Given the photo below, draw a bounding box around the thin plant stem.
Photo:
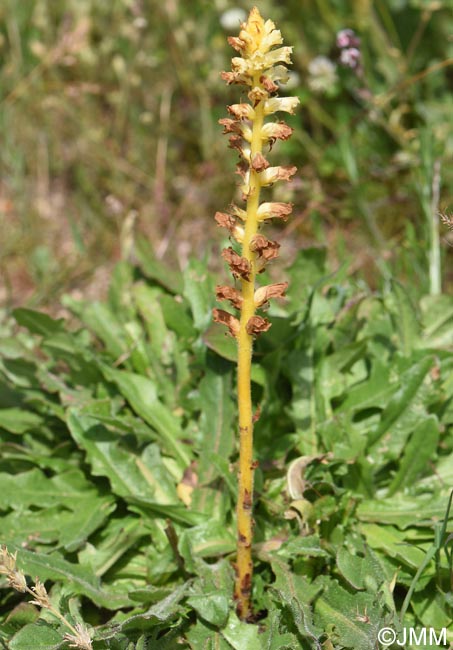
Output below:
[429,159,442,295]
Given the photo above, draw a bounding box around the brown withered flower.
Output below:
[246,315,272,336]
[221,247,252,281]
[212,308,240,338]
[216,285,243,309]
[250,234,280,261]
[254,282,288,307]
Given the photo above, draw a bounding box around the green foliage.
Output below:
[1,248,453,649]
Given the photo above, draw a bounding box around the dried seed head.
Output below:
[213,308,240,338]
[0,546,17,574]
[0,546,27,593]
[440,211,453,230]
[216,285,243,309]
[246,315,272,336]
[222,247,251,281]
[63,623,93,650]
[30,578,51,608]
[8,570,27,593]
[254,282,288,307]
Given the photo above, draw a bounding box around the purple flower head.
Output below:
[336,28,360,50]
[339,47,361,69]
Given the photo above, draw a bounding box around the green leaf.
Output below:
[191,362,234,518]
[221,612,262,650]
[360,524,429,570]
[0,468,107,511]
[421,294,453,347]
[0,603,40,637]
[62,299,127,359]
[186,620,233,649]
[133,283,171,362]
[159,294,196,340]
[9,621,63,650]
[183,258,214,332]
[270,560,323,648]
[358,493,452,528]
[13,309,65,338]
[2,500,115,552]
[186,592,230,627]
[107,261,136,321]
[99,367,191,468]
[385,281,420,355]
[368,355,434,451]
[78,516,144,577]
[286,246,328,305]
[186,559,233,627]
[131,502,207,527]
[135,235,183,294]
[387,414,439,495]
[10,547,131,609]
[411,585,452,628]
[119,583,188,631]
[336,547,367,590]
[259,605,299,649]
[203,323,237,362]
[0,407,44,434]
[337,359,393,413]
[67,412,176,504]
[276,535,329,560]
[314,578,384,650]
[178,522,235,570]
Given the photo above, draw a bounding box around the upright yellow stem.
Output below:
[234,80,264,620]
[213,6,299,621]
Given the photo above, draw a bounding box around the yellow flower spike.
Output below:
[214,6,299,621]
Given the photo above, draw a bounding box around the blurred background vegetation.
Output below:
[1,0,453,310]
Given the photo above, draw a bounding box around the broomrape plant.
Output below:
[212,7,299,621]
